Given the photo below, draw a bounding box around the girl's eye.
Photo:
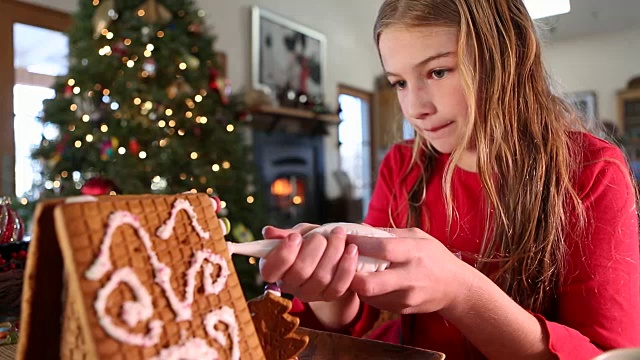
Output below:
[431,69,449,79]
[390,80,407,90]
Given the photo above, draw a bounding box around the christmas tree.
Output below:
[27,0,264,298]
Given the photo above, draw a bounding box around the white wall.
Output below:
[24,0,386,199]
[543,26,640,129]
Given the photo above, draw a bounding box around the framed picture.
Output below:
[568,91,598,123]
[251,6,326,100]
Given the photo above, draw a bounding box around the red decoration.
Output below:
[64,85,73,99]
[211,196,222,214]
[238,110,249,122]
[129,138,140,155]
[188,22,203,35]
[208,68,231,105]
[56,134,71,154]
[208,68,220,90]
[0,198,24,244]
[112,40,129,57]
[81,177,119,196]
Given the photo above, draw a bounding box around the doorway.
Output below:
[0,1,72,197]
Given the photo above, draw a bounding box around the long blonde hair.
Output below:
[375,0,587,313]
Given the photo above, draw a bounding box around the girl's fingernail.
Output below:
[288,233,302,245]
[261,226,269,237]
[331,226,346,236]
[345,244,358,256]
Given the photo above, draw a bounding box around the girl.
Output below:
[259,0,640,358]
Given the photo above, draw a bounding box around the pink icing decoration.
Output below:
[161,249,230,321]
[94,267,163,347]
[86,199,236,352]
[156,199,210,240]
[151,338,219,360]
[204,306,240,360]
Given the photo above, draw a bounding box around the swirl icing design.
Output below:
[85,199,240,357]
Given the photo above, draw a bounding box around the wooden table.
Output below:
[0,344,16,360]
[298,328,444,360]
[3,331,444,359]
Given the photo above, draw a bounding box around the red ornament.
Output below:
[129,138,140,155]
[188,22,203,35]
[0,197,24,244]
[112,40,129,57]
[56,134,71,154]
[208,68,231,105]
[208,68,220,90]
[81,177,119,196]
[210,196,222,214]
[64,85,73,98]
[238,110,249,122]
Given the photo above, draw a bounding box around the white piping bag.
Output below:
[226,222,392,273]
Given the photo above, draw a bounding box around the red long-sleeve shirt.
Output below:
[293,132,640,359]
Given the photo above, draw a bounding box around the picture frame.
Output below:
[251,6,327,101]
[568,91,598,123]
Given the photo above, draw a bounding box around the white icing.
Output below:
[156,198,210,240]
[86,199,237,354]
[86,211,149,281]
[310,223,393,272]
[226,222,393,273]
[265,289,282,297]
[204,306,240,360]
[151,337,219,360]
[65,195,99,203]
[94,267,162,347]
[161,249,229,321]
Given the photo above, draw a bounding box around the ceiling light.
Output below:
[523,0,570,19]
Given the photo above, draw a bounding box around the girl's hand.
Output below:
[348,227,474,315]
[259,224,359,303]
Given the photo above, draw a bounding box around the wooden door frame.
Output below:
[337,83,375,180]
[0,0,72,196]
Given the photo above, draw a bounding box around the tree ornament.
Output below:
[142,58,157,76]
[187,22,203,35]
[166,77,193,99]
[64,85,74,99]
[141,26,151,42]
[48,153,62,168]
[92,0,116,39]
[100,140,113,160]
[183,54,200,69]
[129,138,140,155]
[232,223,255,243]
[0,197,24,244]
[81,177,119,196]
[55,134,70,154]
[209,68,231,105]
[112,40,129,57]
[136,0,173,25]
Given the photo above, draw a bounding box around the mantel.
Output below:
[248,106,341,135]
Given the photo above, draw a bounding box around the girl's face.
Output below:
[379,26,469,154]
